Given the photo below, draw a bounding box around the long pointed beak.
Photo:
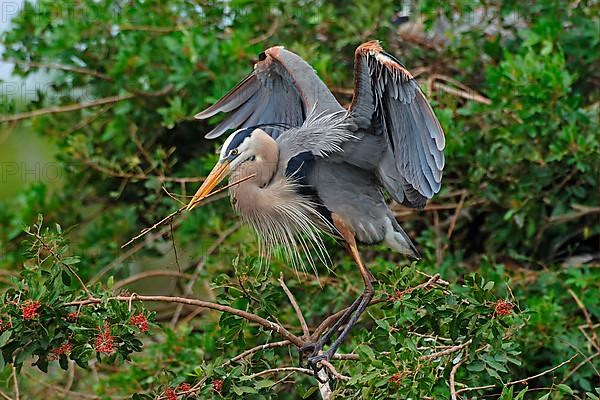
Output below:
[186,160,231,210]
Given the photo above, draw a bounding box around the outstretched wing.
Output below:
[196,46,343,139]
[349,40,445,208]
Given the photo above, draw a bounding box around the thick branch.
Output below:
[64,295,304,347]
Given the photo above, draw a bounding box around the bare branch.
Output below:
[456,354,579,395]
[247,366,315,379]
[1,58,113,81]
[64,295,304,347]
[1,94,135,124]
[225,340,291,365]
[420,339,472,361]
[450,353,467,400]
[279,273,310,340]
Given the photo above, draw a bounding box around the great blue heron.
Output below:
[187,41,445,369]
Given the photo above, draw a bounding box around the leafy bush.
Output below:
[0,0,598,399]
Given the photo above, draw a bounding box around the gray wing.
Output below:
[195,46,343,139]
[348,40,445,208]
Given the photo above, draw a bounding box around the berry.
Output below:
[495,299,514,316]
[212,379,224,394]
[130,313,149,333]
[164,387,177,400]
[95,323,115,354]
[22,300,41,320]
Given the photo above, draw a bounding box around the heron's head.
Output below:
[186,127,271,210]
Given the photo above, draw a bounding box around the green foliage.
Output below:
[0,0,598,399]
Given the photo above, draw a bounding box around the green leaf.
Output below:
[255,379,276,389]
[0,331,12,347]
[557,384,574,395]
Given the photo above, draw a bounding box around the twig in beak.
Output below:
[121,174,256,248]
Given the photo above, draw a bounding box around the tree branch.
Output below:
[279,273,310,340]
[64,295,304,347]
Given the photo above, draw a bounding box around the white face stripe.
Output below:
[218,128,264,161]
[219,130,239,159]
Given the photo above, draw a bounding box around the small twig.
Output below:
[0,389,13,400]
[321,360,350,381]
[456,354,579,395]
[247,366,315,379]
[450,352,468,400]
[568,288,599,352]
[562,351,600,383]
[249,17,280,45]
[122,174,255,248]
[279,273,310,340]
[447,190,467,239]
[506,354,579,386]
[1,94,135,123]
[11,366,19,400]
[225,340,291,365]
[1,85,172,124]
[1,58,113,81]
[420,339,472,360]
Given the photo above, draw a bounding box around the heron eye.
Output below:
[230,148,239,156]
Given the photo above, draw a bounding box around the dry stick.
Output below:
[420,339,472,361]
[11,366,19,400]
[1,58,113,81]
[568,288,599,352]
[121,174,255,248]
[1,84,172,124]
[0,389,12,400]
[170,222,242,325]
[450,352,468,400]
[447,190,467,239]
[455,354,579,395]
[279,273,310,340]
[562,351,600,383]
[321,360,350,381]
[249,17,280,45]
[507,354,579,386]
[64,295,304,347]
[247,367,315,380]
[0,94,135,123]
[225,340,291,366]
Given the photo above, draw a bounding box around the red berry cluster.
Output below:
[212,379,224,394]
[49,342,73,360]
[95,323,115,354]
[495,299,514,316]
[130,313,149,333]
[164,387,177,400]
[389,371,403,385]
[177,383,192,392]
[0,318,11,331]
[67,312,78,321]
[22,300,41,320]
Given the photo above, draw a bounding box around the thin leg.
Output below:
[307,214,374,372]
